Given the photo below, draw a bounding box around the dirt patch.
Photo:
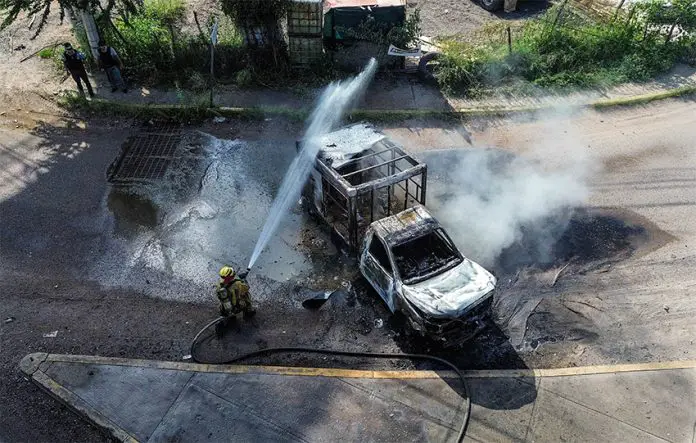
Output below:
[602,144,673,172]
[0,13,72,98]
[415,0,549,38]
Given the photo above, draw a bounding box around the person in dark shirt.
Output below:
[61,43,94,98]
[97,40,128,93]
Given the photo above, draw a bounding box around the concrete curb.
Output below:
[20,352,696,380]
[69,85,696,121]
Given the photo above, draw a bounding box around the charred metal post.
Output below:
[420,167,427,205]
[387,185,392,216]
[370,189,375,223]
[404,179,409,210]
[388,147,395,215]
[348,197,358,251]
[321,178,327,213]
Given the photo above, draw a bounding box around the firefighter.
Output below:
[216,265,255,321]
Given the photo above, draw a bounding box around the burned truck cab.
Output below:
[361,205,497,346]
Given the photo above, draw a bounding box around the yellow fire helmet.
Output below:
[219,265,235,278]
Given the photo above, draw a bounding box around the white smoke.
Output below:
[429,111,597,269]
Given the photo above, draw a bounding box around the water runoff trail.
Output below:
[247,58,378,269]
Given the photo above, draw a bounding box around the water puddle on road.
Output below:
[94,132,333,303]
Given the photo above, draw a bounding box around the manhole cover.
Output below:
[108,122,184,184]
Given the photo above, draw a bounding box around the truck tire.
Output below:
[480,0,504,11]
[418,51,441,84]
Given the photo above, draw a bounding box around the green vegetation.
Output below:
[37,44,69,75]
[13,0,693,98]
[37,47,53,58]
[337,9,422,49]
[219,0,289,40]
[97,0,244,88]
[436,0,696,95]
[93,0,338,89]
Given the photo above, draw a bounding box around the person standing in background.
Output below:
[62,43,95,98]
[97,40,128,93]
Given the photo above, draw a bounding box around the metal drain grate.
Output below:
[108,122,183,184]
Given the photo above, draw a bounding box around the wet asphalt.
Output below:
[0,119,529,440]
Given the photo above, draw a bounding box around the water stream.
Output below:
[247,58,378,269]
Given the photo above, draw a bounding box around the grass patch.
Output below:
[37,48,53,59]
[36,45,70,76]
[437,1,696,96]
[58,93,292,122]
[59,93,211,121]
[56,83,695,125]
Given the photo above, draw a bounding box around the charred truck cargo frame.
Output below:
[298,125,427,251]
[298,124,497,346]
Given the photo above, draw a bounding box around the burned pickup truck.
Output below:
[300,124,497,345]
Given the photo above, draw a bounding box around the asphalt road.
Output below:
[2,98,696,440]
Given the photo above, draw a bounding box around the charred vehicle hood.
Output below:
[400,259,496,318]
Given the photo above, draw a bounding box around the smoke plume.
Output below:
[428,112,596,270]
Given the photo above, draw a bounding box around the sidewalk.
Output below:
[98,64,696,112]
[20,353,696,442]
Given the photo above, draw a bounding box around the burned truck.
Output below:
[300,124,497,345]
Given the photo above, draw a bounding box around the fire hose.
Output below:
[190,317,472,443]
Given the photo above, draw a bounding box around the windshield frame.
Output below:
[391,228,464,285]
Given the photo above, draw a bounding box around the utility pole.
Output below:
[210,19,218,108]
[80,10,101,60]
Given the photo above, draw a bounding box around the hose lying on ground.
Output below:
[190,317,472,443]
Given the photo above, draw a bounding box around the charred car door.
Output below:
[360,233,398,312]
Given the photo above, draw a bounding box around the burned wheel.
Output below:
[418,52,442,84]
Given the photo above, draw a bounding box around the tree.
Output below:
[0,0,138,38]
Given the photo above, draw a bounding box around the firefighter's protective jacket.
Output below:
[216,278,251,314]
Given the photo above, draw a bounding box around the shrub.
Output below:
[235,68,253,87]
[97,0,245,86]
[337,9,421,49]
[436,0,694,96]
[142,0,185,24]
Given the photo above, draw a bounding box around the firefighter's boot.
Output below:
[243,304,256,319]
[215,316,234,338]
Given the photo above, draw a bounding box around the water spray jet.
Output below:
[246,58,378,271]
